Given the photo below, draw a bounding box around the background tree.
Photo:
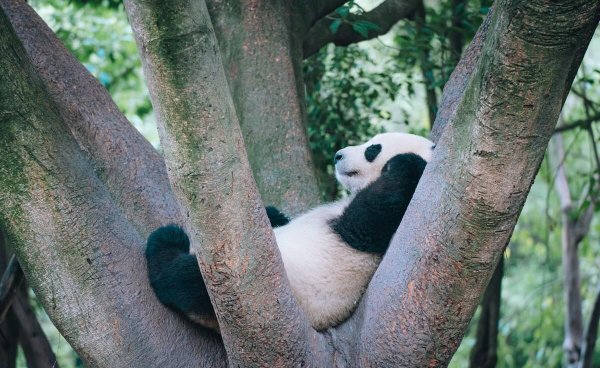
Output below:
[0,0,599,367]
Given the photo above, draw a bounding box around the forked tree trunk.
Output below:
[0,0,598,367]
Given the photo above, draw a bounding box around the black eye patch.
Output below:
[364,144,382,162]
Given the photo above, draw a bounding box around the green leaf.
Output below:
[352,23,369,38]
[329,19,342,34]
[335,6,350,17]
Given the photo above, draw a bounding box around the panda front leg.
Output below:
[331,153,427,254]
[145,207,289,332]
[145,225,219,331]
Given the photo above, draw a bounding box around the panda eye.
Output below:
[364,144,382,162]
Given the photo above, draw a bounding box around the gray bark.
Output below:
[0,2,226,366]
[123,0,323,366]
[0,0,598,366]
[207,0,320,215]
[357,1,600,366]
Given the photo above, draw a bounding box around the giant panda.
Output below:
[146,132,435,332]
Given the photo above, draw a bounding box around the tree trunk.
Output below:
[206,0,320,215]
[123,0,322,366]
[0,0,598,366]
[0,1,226,366]
[357,2,599,366]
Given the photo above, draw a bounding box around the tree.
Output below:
[0,0,599,367]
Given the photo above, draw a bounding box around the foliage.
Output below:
[304,44,397,200]
[391,0,490,122]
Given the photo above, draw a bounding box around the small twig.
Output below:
[0,255,24,323]
[554,115,600,134]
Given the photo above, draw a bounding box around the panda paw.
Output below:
[146,224,190,256]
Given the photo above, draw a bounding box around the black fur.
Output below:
[364,144,382,162]
[146,225,214,318]
[146,206,289,324]
[265,206,290,227]
[331,153,427,254]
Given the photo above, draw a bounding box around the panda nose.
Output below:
[334,152,343,164]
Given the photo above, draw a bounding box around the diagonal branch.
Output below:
[0,4,225,366]
[303,0,421,58]
[430,5,492,141]
[553,113,600,134]
[1,0,181,237]
[358,1,600,366]
[123,0,321,366]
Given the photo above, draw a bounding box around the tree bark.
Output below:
[0,2,226,366]
[206,0,321,215]
[469,257,503,368]
[0,0,598,366]
[357,1,600,366]
[1,0,181,236]
[123,0,322,366]
[430,6,491,140]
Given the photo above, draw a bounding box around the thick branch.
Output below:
[206,0,320,215]
[1,0,181,236]
[303,0,420,58]
[358,1,600,366]
[0,5,226,366]
[123,0,321,365]
[301,0,349,29]
[430,5,492,141]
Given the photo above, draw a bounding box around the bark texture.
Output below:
[0,2,226,366]
[0,0,599,366]
[207,0,320,215]
[357,1,600,366]
[123,0,322,366]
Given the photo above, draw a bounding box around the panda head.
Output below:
[334,132,435,194]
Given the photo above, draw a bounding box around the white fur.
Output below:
[273,132,434,330]
[275,198,381,330]
[335,132,434,193]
